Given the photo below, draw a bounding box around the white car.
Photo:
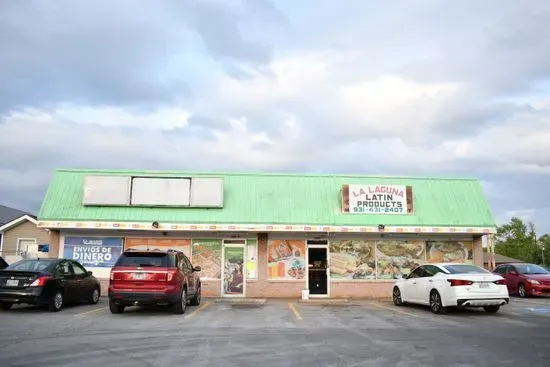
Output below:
[393,263,510,314]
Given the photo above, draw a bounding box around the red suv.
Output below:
[493,263,550,297]
[108,249,201,314]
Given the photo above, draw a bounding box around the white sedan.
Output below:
[393,263,510,314]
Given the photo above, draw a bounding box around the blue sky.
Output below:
[1,0,549,233]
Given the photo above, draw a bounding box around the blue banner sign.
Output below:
[63,237,123,268]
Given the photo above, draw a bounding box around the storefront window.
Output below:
[192,239,222,279]
[376,240,426,279]
[124,238,191,258]
[426,241,473,264]
[267,240,306,280]
[246,239,258,280]
[330,240,376,279]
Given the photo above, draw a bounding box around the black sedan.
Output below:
[0,258,101,312]
[0,256,8,270]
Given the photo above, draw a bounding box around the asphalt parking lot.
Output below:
[1,296,550,367]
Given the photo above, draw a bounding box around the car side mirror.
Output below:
[509,271,518,276]
[193,266,201,272]
[87,271,93,276]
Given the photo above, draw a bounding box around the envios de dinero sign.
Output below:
[348,184,408,214]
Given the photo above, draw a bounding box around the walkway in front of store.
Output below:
[2,297,550,366]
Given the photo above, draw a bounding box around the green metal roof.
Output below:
[38,169,496,228]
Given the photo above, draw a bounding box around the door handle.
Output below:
[412,281,417,284]
[428,280,433,282]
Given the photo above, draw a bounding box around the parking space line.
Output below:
[186,302,210,319]
[288,302,303,321]
[513,299,550,306]
[74,307,107,317]
[366,302,419,317]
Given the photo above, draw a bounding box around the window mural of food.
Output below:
[376,240,426,279]
[426,241,473,263]
[267,240,306,280]
[192,239,222,279]
[330,240,376,279]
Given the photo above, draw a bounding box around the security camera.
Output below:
[152,221,160,228]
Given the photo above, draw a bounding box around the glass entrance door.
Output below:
[307,245,329,296]
[222,243,246,297]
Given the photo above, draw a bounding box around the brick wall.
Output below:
[330,281,393,299]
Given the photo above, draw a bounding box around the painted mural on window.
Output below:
[330,240,376,279]
[192,239,222,279]
[267,240,306,280]
[223,246,245,295]
[426,241,473,264]
[376,240,426,279]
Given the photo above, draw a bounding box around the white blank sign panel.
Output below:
[83,176,131,206]
[131,177,191,206]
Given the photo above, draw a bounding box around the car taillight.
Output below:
[494,279,506,285]
[29,276,52,287]
[166,270,178,282]
[447,279,473,286]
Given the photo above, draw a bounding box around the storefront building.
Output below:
[36,169,496,299]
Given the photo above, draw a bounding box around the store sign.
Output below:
[63,237,123,268]
[348,184,408,214]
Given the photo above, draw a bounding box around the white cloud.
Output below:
[216,53,333,106]
[338,76,460,135]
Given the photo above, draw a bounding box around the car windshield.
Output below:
[5,260,54,272]
[441,264,490,274]
[514,264,549,274]
[115,253,169,267]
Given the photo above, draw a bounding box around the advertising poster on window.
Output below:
[330,240,376,279]
[348,184,407,214]
[376,240,426,279]
[223,246,245,295]
[63,237,123,268]
[426,241,473,264]
[246,239,258,279]
[267,240,306,280]
[192,239,222,279]
[125,238,191,258]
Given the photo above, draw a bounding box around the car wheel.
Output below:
[89,287,100,304]
[190,286,201,306]
[109,300,125,314]
[1,302,13,311]
[392,287,404,306]
[49,291,64,312]
[518,283,527,298]
[430,290,446,314]
[483,306,500,314]
[172,287,187,314]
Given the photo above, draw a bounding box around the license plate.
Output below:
[6,279,19,287]
[478,282,490,288]
[134,272,145,280]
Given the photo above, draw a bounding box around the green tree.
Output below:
[494,217,540,263]
[538,234,550,266]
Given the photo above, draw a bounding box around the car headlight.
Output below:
[528,279,540,285]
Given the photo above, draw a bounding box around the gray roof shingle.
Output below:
[0,205,34,226]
